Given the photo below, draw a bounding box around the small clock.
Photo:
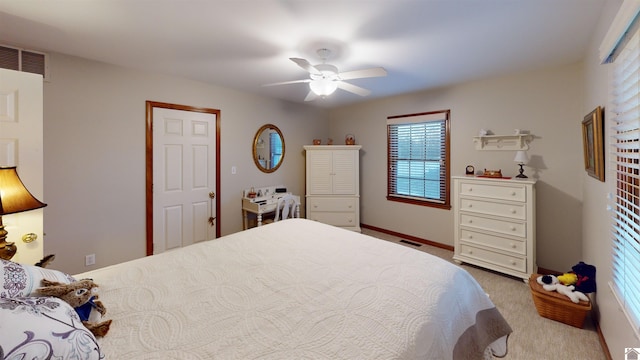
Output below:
[465,165,475,175]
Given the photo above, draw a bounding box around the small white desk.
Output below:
[242,185,300,229]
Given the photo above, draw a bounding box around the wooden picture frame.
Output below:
[582,106,604,181]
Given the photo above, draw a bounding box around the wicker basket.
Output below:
[529,273,591,328]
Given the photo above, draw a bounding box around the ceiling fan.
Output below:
[263,48,387,101]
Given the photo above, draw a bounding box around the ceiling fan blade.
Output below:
[304,91,318,102]
[338,67,387,80]
[290,58,321,75]
[262,79,310,87]
[337,81,371,97]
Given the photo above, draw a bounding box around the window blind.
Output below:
[387,111,449,205]
[611,25,640,339]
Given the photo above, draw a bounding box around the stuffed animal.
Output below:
[537,274,589,304]
[557,273,578,286]
[571,261,597,293]
[37,278,112,337]
[34,254,56,268]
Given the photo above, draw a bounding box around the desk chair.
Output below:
[274,193,299,221]
[263,194,300,225]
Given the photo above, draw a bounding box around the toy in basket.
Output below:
[529,274,591,328]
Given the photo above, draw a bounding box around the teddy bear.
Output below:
[537,274,589,304]
[37,278,112,337]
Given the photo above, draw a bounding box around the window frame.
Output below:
[386,109,451,210]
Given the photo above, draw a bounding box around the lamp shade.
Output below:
[309,79,338,96]
[0,166,47,215]
[513,151,529,164]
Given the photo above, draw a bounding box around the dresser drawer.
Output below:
[460,198,525,220]
[307,197,357,212]
[460,229,525,255]
[458,243,527,273]
[307,211,357,227]
[459,181,526,202]
[460,213,526,238]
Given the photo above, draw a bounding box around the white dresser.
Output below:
[304,145,361,232]
[452,176,536,281]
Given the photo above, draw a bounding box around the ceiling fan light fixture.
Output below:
[309,79,338,96]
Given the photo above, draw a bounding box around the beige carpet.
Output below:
[362,228,606,360]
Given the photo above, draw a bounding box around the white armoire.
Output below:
[304,145,361,232]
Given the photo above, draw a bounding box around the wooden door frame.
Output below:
[145,101,221,256]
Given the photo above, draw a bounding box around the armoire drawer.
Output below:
[458,243,527,273]
[458,181,526,202]
[460,213,526,238]
[459,229,526,255]
[460,198,525,220]
[307,197,356,212]
[307,211,357,227]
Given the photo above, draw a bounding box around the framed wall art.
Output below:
[581,106,604,182]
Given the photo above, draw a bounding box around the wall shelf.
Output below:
[473,134,533,151]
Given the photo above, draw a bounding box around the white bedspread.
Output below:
[76,219,510,359]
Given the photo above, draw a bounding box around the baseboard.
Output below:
[595,317,612,360]
[360,223,454,252]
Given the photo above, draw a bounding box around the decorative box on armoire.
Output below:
[452,176,536,282]
[304,145,361,232]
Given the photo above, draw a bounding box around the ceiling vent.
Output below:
[0,44,50,81]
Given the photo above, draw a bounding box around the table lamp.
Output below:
[514,151,530,178]
[0,166,47,261]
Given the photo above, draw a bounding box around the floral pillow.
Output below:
[1,259,76,298]
[0,296,104,359]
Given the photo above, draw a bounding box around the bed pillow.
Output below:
[0,296,103,359]
[1,259,76,298]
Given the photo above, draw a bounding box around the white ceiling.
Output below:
[0,0,606,108]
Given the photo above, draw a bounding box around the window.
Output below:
[387,110,450,209]
[610,18,640,338]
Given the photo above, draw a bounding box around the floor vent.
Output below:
[400,239,422,247]
[0,44,49,81]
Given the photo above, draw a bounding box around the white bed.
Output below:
[75,218,510,359]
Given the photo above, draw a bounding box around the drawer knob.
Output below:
[314,205,318,208]
[511,243,516,248]
[510,226,517,231]
[348,205,352,208]
[468,235,473,239]
[468,219,473,224]
[511,260,516,265]
[510,209,516,214]
[468,187,473,192]
[511,191,516,196]
[468,204,473,208]
[467,250,473,255]
[348,219,353,223]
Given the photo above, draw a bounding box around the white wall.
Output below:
[582,0,640,357]
[43,53,328,275]
[329,62,585,273]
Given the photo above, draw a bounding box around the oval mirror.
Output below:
[253,124,285,173]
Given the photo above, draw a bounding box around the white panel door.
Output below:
[152,108,216,254]
[0,69,44,265]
